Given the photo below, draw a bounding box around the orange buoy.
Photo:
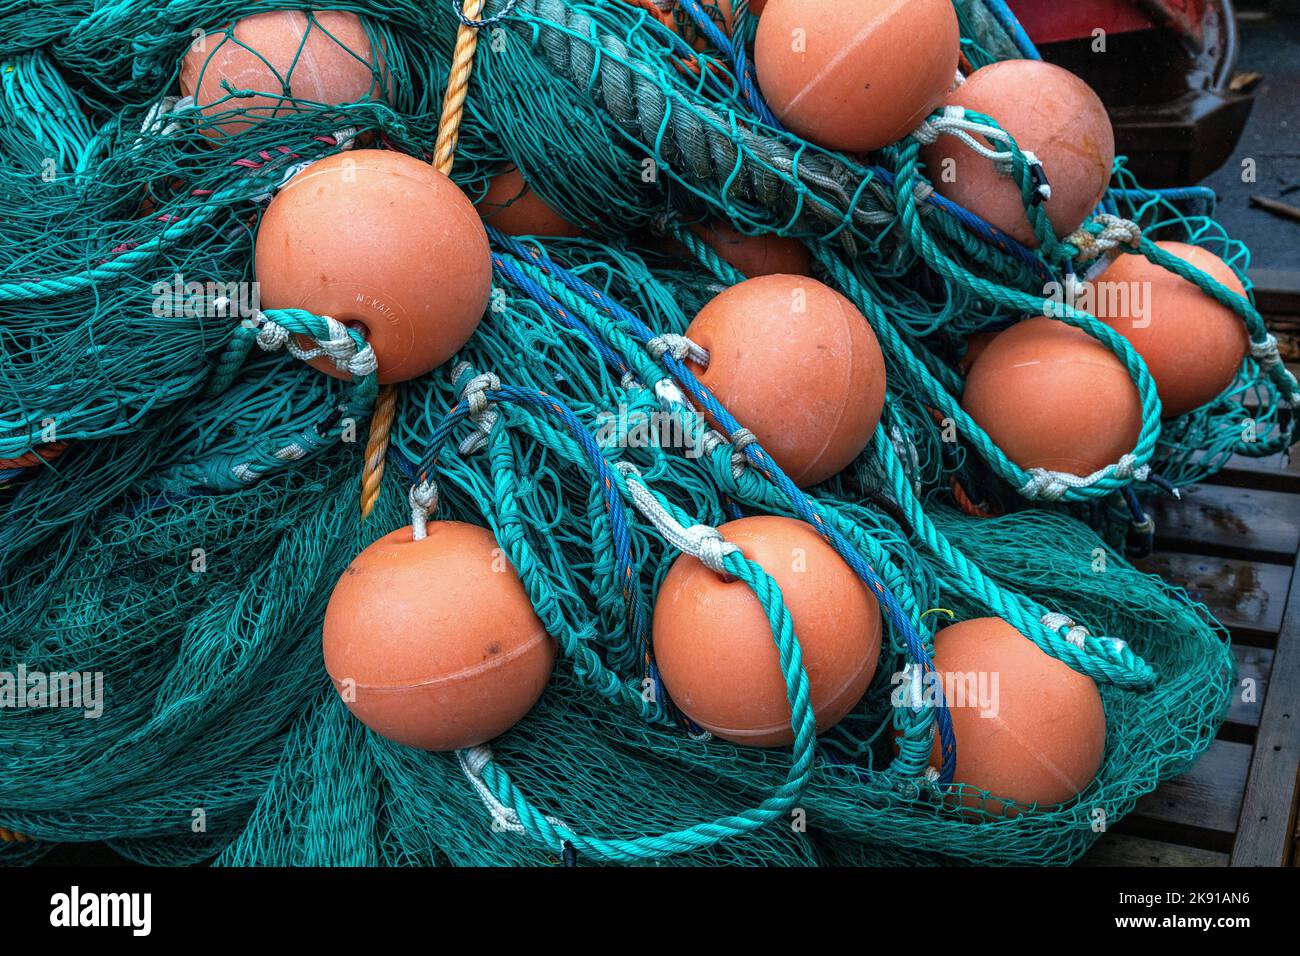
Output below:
[754,0,960,153]
[958,330,996,374]
[923,60,1114,248]
[180,11,390,138]
[689,220,810,277]
[323,521,555,751]
[961,316,1142,476]
[684,274,886,486]
[255,149,492,384]
[653,515,881,746]
[476,166,581,237]
[1096,241,1249,418]
[926,617,1106,811]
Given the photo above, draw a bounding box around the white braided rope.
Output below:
[1019,453,1150,501]
[647,333,710,367]
[240,306,378,377]
[136,94,195,144]
[912,105,1050,199]
[457,746,568,844]
[408,480,439,540]
[616,463,739,574]
[1039,612,1091,649]
[452,363,502,455]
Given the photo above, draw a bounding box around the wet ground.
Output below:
[1202,12,1300,272]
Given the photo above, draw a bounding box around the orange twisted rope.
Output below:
[360,0,488,518]
[0,827,30,843]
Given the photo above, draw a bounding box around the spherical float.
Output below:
[255,149,492,384]
[1096,241,1249,418]
[476,166,581,237]
[923,60,1114,247]
[653,515,882,746]
[689,220,810,277]
[684,274,886,486]
[961,316,1142,476]
[755,0,960,152]
[323,521,555,751]
[181,10,390,138]
[927,617,1106,811]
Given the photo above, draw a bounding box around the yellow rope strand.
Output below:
[360,0,487,518]
[0,827,30,843]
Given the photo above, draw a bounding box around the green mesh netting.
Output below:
[0,0,1290,866]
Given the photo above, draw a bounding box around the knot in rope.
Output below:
[728,427,757,479]
[409,480,439,540]
[1040,612,1091,649]
[454,363,502,455]
[647,333,710,367]
[617,463,740,574]
[1020,454,1149,501]
[1066,214,1142,263]
[136,94,194,143]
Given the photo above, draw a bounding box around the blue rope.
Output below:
[676,0,784,130]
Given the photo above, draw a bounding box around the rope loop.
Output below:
[616,463,739,574]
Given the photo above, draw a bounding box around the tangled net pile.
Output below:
[0,0,1294,866]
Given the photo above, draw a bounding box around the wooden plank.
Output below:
[1212,450,1300,495]
[1228,644,1271,728]
[1150,484,1300,560]
[1080,834,1228,867]
[1230,557,1300,866]
[1131,739,1252,835]
[1135,553,1291,639]
[1250,268,1300,316]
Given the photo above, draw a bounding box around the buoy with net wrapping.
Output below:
[180,10,391,138]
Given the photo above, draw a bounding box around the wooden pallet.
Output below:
[1081,446,1300,867]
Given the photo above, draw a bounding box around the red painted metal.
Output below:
[1006,0,1206,46]
[1006,0,1154,44]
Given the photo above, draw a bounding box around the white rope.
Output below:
[457,746,568,844]
[452,363,502,455]
[1019,454,1150,501]
[616,463,739,574]
[243,307,378,378]
[647,333,710,367]
[135,95,195,144]
[409,480,438,540]
[912,105,1050,200]
[1040,612,1091,649]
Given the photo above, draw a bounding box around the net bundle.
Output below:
[0,0,1289,866]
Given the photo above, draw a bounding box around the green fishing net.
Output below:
[0,0,1289,866]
